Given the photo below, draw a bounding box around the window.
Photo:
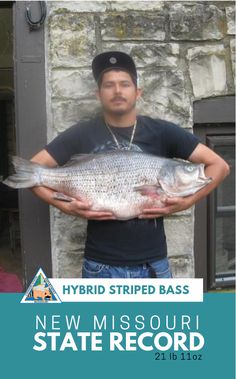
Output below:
[193,96,235,291]
[207,135,235,288]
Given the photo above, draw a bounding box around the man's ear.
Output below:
[136,88,142,100]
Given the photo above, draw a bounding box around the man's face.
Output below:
[96,70,141,116]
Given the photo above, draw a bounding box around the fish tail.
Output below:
[2,156,41,189]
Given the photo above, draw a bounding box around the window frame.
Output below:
[193,96,235,292]
[207,135,235,289]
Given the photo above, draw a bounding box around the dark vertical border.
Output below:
[13,1,52,288]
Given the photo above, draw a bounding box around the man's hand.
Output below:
[33,187,116,220]
[62,197,116,220]
[138,196,191,219]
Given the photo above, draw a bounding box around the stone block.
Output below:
[50,209,87,277]
[230,39,235,78]
[226,6,236,35]
[49,1,164,14]
[49,1,108,13]
[169,3,224,40]
[51,70,96,100]
[164,216,194,258]
[51,99,101,134]
[57,252,84,278]
[109,1,164,12]
[100,11,166,41]
[48,13,96,68]
[51,209,87,248]
[169,255,194,278]
[187,45,227,99]
[137,68,192,128]
[102,42,180,68]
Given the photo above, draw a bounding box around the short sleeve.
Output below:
[163,122,200,160]
[45,123,81,166]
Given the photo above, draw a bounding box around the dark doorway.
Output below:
[1,2,52,291]
[0,3,23,289]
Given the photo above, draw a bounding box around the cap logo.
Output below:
[109,57,117,64]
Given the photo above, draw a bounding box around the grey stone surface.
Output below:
[49,1,165,13]
[137,68,192,128]
[169,255,194,278]
[187,45,227,99]
[49,13,97,68]
[49,1,108,13]
[102,42,180,68]
[109,1,164,12]
[57,250,83,278]
[51,99,100,133]
[100,11,166,41]
[230,39,235,78]
[50,208,87,278]
[51,70,96,100]
[169,3,224,40]
[164,216,194,258]
[226,6,236,35]
[51,209,87,249]
[57,252,84,278]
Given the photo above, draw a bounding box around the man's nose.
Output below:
[114,84,122,94]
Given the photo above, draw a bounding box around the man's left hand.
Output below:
[138,196,192,219]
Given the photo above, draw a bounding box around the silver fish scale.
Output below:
[38,151,168,219]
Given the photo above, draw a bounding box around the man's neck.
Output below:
[103,111,137,128]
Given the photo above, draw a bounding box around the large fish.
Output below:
[3,150,211,220]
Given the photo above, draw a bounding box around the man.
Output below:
[31,51,229,279]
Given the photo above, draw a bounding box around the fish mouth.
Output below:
[197,164,212,184]
[159,181,211,197]
[196,175,212,184]
[197,177,212,184]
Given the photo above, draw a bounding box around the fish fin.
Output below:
[53,192,74,202]
[2,156,40,189]
[133,184,162,196]
[62,150,131,167]
[134,184,168,203]
[62,154,97,167]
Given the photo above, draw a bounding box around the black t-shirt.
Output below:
[45,115,199,266]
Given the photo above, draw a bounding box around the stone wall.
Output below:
[45,1,235,278]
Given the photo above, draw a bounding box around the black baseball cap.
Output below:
[92,51,137,84]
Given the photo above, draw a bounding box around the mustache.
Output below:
[111,96,127,102]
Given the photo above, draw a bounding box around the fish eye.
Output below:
[185,166,194,172]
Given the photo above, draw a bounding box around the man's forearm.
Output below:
[186,159,230,208]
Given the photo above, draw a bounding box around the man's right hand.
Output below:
[62,197,116,220]
[31,186,115,221]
